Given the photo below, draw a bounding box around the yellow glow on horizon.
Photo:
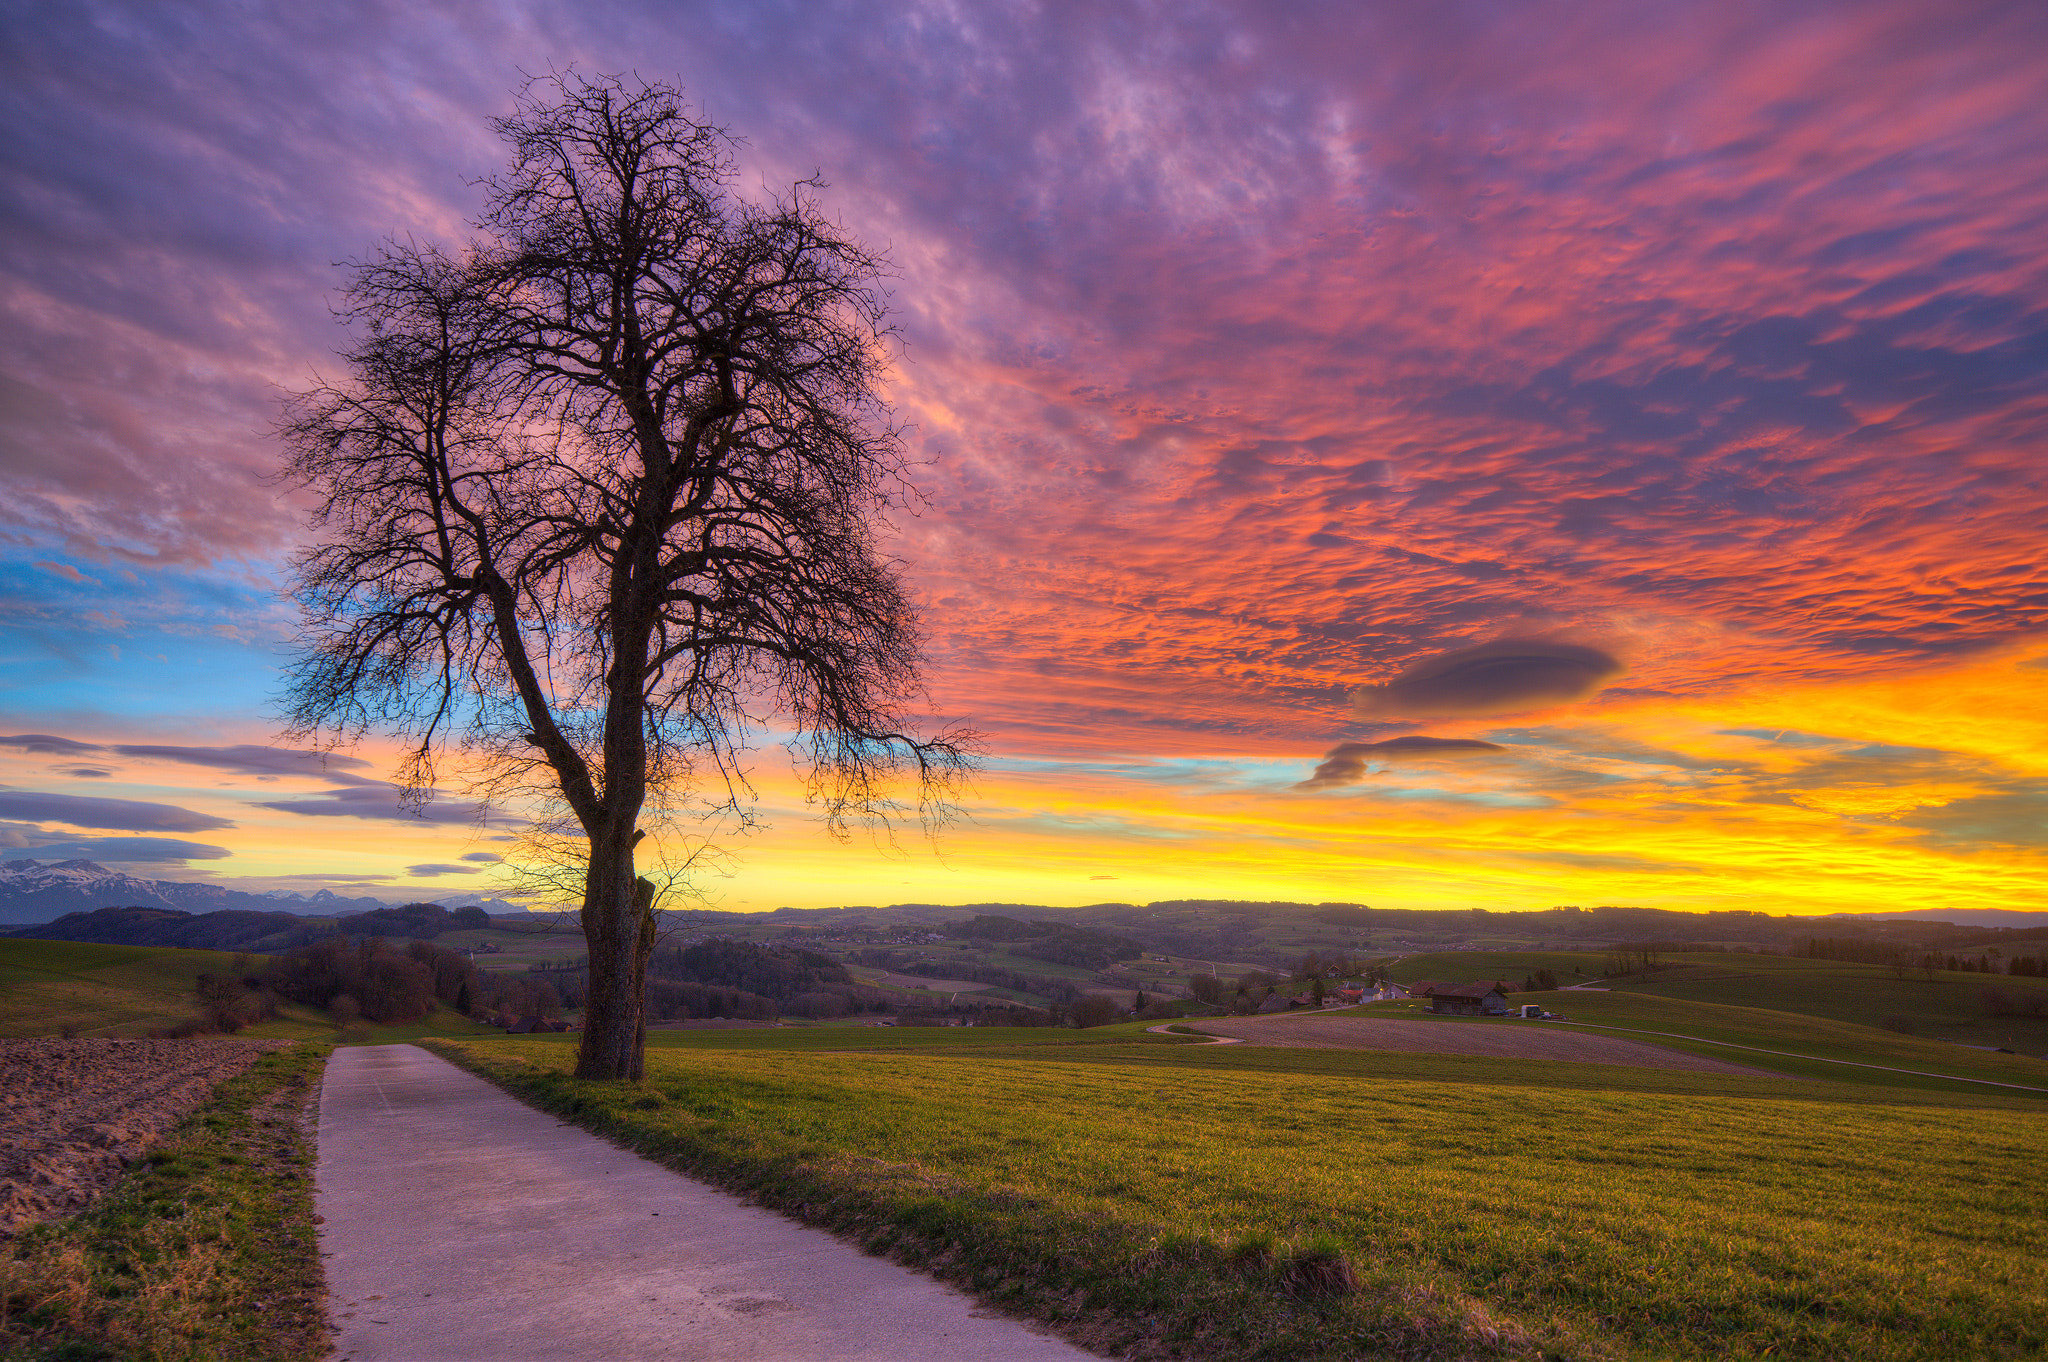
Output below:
[4,647,2040,919]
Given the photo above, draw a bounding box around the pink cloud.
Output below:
[32,560,97,585]
[3,0,2042,779]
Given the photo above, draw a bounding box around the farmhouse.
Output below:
[1428,982,1510,1016]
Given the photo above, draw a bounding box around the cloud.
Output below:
[55,766,112,778]
[111,744,374,780]
[1351,640,1624,719]
[256,784,484,825]
[0,734,103,756]
[459,852,501,863]
[0,790,233,832]
[1,0,2045,916]
[1089,874,1119,880]
[2,837,230,862]
[32,561,99,585]
[406,863,479,877]
[1298,736,1507,790]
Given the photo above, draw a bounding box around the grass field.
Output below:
[1389,949,1610,985]
[1525,991,2048,1093]
[508,1017,1195,1052]
[428,1030,2046,1361]
[1386,949,2048,1054]
[0,938,506,1046]
[0,939,295,1040]
[1598,953,2048,1051]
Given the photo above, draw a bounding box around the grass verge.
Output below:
[424,1038,1543,1361]
[425,1035,2047,1361]
[0,1043,330,1362]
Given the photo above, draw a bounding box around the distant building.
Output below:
[1428,983,1510,1016]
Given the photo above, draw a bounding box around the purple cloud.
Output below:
[0,735,103,756]
[1298,736,1508,790]
[1352,640,1625,720]
[0,790,233,832]
[257,784,485,825]
[112,743,373,780]
[2,836,230,862]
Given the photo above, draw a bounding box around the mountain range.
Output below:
[0,859,526,926]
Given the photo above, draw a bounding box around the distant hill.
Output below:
[0,859,526,926]
[4,905,324,952]
[1814,908,2048,929]
[5,900,512,952]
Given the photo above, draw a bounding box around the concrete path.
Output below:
[316,1044,1102,1362]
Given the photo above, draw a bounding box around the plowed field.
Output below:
[0,1037,291,1234]
[1191,1014,1774,1074]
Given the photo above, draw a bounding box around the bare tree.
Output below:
[279,73,975,1081]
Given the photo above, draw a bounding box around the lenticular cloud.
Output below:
[1352,638,1623,719]
[1298,735,1507,789]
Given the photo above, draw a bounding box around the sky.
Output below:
[1,0,2045,917]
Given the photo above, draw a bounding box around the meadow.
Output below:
[0,939,292,1040]
[429,1028,2047,1362]
[0,939,501,1046]
[1388,948,2048,1060]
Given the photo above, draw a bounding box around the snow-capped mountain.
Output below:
[0,859,524,925]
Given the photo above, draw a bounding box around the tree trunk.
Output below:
[629,876,655,1082]
[573,831,645,1080]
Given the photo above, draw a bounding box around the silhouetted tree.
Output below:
[279,74,975,1080]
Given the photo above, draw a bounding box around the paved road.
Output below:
[316,1044,1101,1362]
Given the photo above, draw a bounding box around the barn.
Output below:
[1427,982,1510,1016]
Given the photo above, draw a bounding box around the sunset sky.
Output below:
[2,0,2045,917]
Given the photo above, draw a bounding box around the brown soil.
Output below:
[1191,1015,1776,1075]
[864,970,994,993]
[0,1037,291,1235]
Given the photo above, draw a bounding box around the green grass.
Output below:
[427,1032,2046,1362]
[507,1017,1192,1052]
[246,1007,504,1048]
[0,1044,330,1362]
[0,941,304,1040]
[1389,949,1610,985]
[1600,954,2048,1051]
[1387,949,2048,1054]
[1522,990,2048,1094]
[0,936,509,1045]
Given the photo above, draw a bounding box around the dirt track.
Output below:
[0,1037,290,1234]
[1190,1015,1775,1075]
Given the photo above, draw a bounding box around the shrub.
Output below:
[1071,995,1124,1029]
